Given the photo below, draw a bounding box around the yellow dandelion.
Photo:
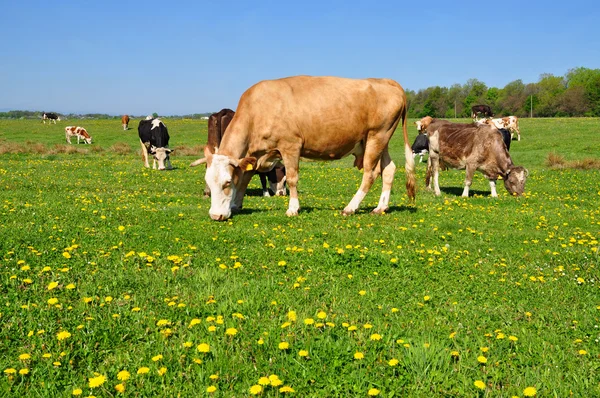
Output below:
[474,380,486,390]
[19,353,31,360]
[354,352,364,360]
[258,376,271,385]
[477,356,488,364]
[117,370,130,381]
[137,367,150,374]
[278,342,290,350]
[317,311,327,319]
[157,367,167,376]
[206,385,217,393]
[280,386,295,393]
[509,335,518,341]
[249,385,263,395]
[370,333,382,341]
[88,374,106,388]
[287,311,297,321]
[359,290,366,296]
[298,349,309,357]
[115,383,125,393]
[523,386,537,396]
[189,318,201,328]
[578,349,588,355]
[47,281,59,290]
[197,343,210,353]
[56,330,71,341]
[225,327,238,336]
[388,358,399,366]
[152,354,163,362]
[19,368,29,375]
[304,318,314,325]
[47,297,59,305]
[72,388,82,396]
[368,388,380,396]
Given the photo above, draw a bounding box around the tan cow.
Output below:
[65,126,92,144]
[417,116,527,197]
[192,75,416,221]
[121,115,130,131]
[488,116,521,141]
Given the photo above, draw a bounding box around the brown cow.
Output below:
[192,108,286,197]
[121,115,130,131]
[191,76,416,221]
[418,116,527,197]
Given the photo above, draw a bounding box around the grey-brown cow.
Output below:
[418,116,527,197]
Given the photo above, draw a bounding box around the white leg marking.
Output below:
[461,186,470,197]
[286,197,300,216]
[343,190,367,215]
[489,180,498,197]
[373,190,391,213]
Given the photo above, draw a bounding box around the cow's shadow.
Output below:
[439,186,491,197]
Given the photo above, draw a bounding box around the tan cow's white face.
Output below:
[205,154,237,221]
[150,146,172,171]
[504,166,528,196]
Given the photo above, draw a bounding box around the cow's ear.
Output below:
[150,145,157,154]
[166,148,174,153]
[238,157,257,172]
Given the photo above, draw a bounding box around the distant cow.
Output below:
[471,105,493,120]
[42,112,61,124]
[65,126,92,144]
[191,76,416,221]
[489,116,521,141]
[121,115,130,131]
[138,118,173,170]
[418,116,527,197]
[190,108,287,198]
[476,119,511,151]
[411,133,429,163]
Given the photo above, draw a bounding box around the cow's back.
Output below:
[207,109,235,152]
[224,76,407,158]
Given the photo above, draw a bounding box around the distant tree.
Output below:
[152,112,159,118]
[497,80,527,117]
[566,67,600,116]
[557,86,589,116]
[536,73,566,116]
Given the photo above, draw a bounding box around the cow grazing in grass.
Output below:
[476,119,512,151]
[42,112,61,124]
[191,108,287,198]
[191,75,416,221]
[411,133,429,163]
[121,115,130,131]
[418,116,527,197]
[138,118,173,170]
[65,126,92,144]
[471,105,493,120]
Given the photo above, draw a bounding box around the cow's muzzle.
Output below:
[210,213,229,221]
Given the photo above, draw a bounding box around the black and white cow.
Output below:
[42,112,61,124]
[411,134,429,163]
[138,118,173,170]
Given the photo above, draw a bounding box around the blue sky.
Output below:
[1,0,599,115]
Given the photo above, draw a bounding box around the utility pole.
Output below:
[454,101,457,119]
[530,95,533,118]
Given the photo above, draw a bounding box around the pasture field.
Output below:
[0,117,599,397]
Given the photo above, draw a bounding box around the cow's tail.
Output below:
[402,107,416,202]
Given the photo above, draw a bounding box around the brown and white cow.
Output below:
[418,116,527,197]
[487,116,521,141]
[121,115,130,131]
[191,76,416,221]
[65,126,92,144]
[191,108,287,198]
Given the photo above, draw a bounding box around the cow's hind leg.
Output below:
[462,166,476,197]
[342,142,383,215]
[489,179,498,197]
[259,173,270,197]
[372,147,395,214]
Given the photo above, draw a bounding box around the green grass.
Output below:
[0,117,599,397]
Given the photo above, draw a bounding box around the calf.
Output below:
[418,116,527,197]
[121,115,130,131]
[138,118,173,170]
[411,133,429,163]
[42,112,61,124]
[65,126,92,144]
[471,105,493,120]
[191,108,287,197]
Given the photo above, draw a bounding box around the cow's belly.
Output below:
[300,139,363,160]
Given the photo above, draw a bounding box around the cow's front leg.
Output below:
[284,165,300,216]
[231,171,254,213]
[373,148,395,214]
[489,179,498,197]
[431,156,441,196]
[140,141,150,168]
[152,158,157,170]
[343,145,380,215]
[259,173,270,197]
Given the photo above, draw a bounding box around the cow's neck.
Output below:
[219,128,249,159]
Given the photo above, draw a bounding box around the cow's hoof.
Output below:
[263,192,271,197]
[341,207,355,216]
[371,207,388,215]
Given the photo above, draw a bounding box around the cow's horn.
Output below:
[190,158,207,167]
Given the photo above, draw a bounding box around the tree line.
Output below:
[407,67,600,118]
[2,67,599,120]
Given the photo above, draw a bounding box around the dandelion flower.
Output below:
[279,342,290,350]
[117,370,130,381]
[388,358,399,366]
[157,367,167,376]
[206,385,217,393]
[477,356,488,364]
[72,388,82,396]
[47,281,59,290]
[249,385,263,395]
[304,318,314,325]
[48,298,59,305]
[19,368,29,375]
[370,333,382,341]
[19,353,31,360]
[474,380,486,390]
[298,350,309,357]
[137,367,150,375]
[287,311,297,321]
[509,335,518,342]
[578,349,588,355]
[368,388,381,396]
[57,331,71,341]
[3,368,16,375]
[354,352,364,360]
[280,386,295,393]
[359,290,366,296]
[152,354,163,362]
[115,383,125,393]
[225,327,238,336]
[197,343,210,353]
[88,374,106,388]
[317,311,327,319]
[523,386,537,396]
[258,376,271,385]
